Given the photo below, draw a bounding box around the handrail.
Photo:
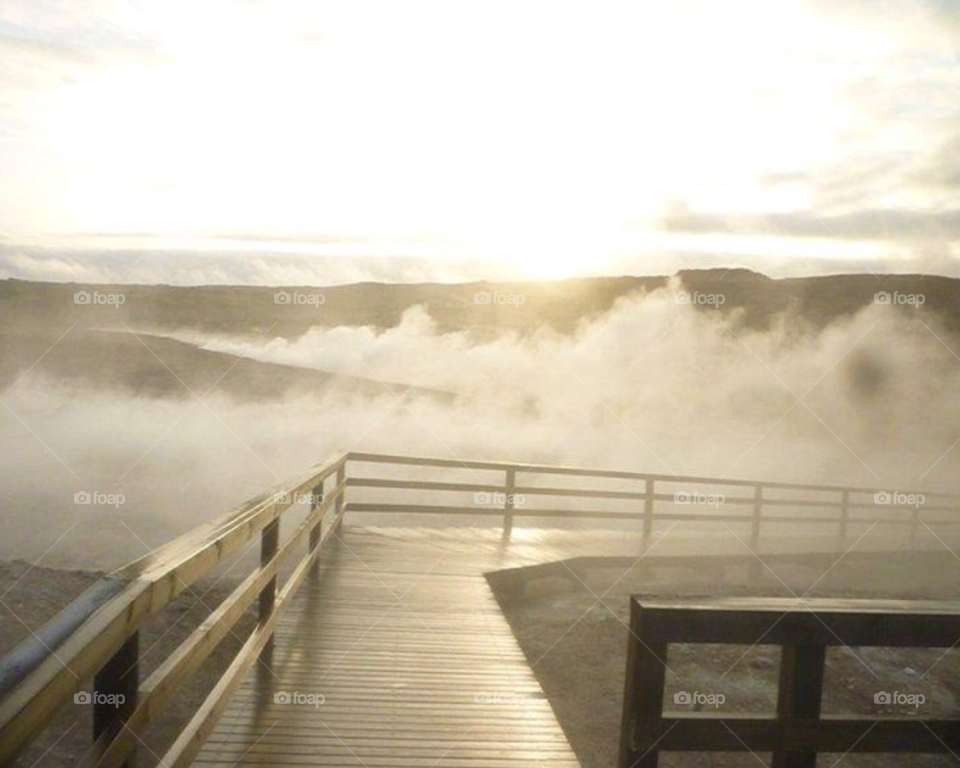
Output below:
[2,449,958,767]
[345,452,960,542]
[346,451,960,496]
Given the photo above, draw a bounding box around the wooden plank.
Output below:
[633,596,960,646]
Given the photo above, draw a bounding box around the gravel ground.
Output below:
[488,550,960,768]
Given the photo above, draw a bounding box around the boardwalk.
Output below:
[191,527,634,767]
[6,450,958,767]
[190,522,941,767]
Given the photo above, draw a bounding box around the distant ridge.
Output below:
[1,270,957,340]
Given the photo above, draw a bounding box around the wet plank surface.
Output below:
[190,526,629,767]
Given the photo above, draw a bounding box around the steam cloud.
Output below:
[2,280,958,568]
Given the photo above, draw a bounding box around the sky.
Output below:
[1,0,960,284]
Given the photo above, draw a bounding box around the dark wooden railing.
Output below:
[618,597,960,766]
[1,451,957,766]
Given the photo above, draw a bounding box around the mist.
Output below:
[2,279,958,569]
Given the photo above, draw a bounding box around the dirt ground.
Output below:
[488,550,960,768]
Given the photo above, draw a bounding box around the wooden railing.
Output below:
[345,452,960,547]
[618,597,960,766]
[0,453,347,768]
[1,451,958,767]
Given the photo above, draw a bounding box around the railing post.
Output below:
[642,479,655,541]
[502,467,516,541]
[93,631,138,768]
[258,518,280,663]
[334,463,346,532]
[747,485,765,585]
[839,489,849,546]
[773,641,825,768]
[618,599,665,768]
[751,485,763,548]
[309,480,324,575]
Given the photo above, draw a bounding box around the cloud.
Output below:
[661,206,960,243]
[0,245,519,286]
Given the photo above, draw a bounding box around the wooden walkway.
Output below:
[188,522,928,767]
[190,527,634,767]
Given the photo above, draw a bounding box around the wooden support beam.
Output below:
[502,467,517,541]
[839,489,850,544]
[93,632,138,768]
[751,485,763,547]
[257,519,280,664]
[643,479,655,541]
[773,643,825,768]
[619,600,666,768]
